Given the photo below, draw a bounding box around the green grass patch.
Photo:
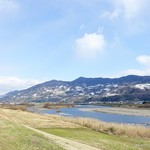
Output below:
[39,128,150,150]
[0,120,64,150]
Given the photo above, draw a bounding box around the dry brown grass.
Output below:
[1,106,149,138]
[50,116,150,138]
[0,104,27,111]
[43,102,75,109]
[0,108,81,129]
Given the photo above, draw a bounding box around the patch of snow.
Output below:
[75,86,83,90]
[90,92,94,95]
[104,88,110,91]
[113,84,118,88]
[33,94,37,97]
[105,93,118,97]
[96,90,102,94]
[134,84,150,90]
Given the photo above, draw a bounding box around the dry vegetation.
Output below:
[0,107,150,150]
[43,102,75,109]
[0,104,28,111]
[51,116,150,138]
[0,112,64,150]
[0,107,81,129]
[1,105,149,138]
[0,105,149,139]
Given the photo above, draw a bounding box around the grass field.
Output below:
[51,116,150,138]
[0,107,150,150]
[0,119,64,150]
[39,128,150,150]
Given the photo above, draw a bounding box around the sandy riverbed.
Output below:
[80,107,150,117]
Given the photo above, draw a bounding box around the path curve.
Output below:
[25,126,102,150]
[0,108,101,150]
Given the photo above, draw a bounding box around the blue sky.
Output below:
[0,0,150,94]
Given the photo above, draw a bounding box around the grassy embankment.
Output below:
[0,107,67,150]
[40,128,150,150]
[39,116,150,150]
[0,120,64,150]
[0,105,150,150]
[52,116,150,138]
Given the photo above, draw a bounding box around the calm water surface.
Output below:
[38,105,150,126]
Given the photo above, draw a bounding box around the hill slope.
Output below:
[1,75,150,103]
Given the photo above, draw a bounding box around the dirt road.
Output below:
[26,126,101,150]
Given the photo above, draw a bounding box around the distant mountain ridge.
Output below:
[71,75,150,85]
[1,75,150,103]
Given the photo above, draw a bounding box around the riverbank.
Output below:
[80,107,150,117]
[43,102,75,109]
[0,108,150,150]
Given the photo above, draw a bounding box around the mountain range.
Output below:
[1,75,150,104]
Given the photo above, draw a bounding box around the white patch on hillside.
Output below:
[134,84,150,90]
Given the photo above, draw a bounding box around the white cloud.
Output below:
[0,76,40,95]
[101,0,149,22]
[136,55,150,66]
[122,69,149,76]
[110,9,121,19]
[100,0,150,35]
[0,0,18,17]
[75,33,105,58]
[114,0,148,20]
[120,55,150,77]
[113,55,150,77]
[101,9,121,20]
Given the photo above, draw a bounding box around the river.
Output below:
[36,105,150,126]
